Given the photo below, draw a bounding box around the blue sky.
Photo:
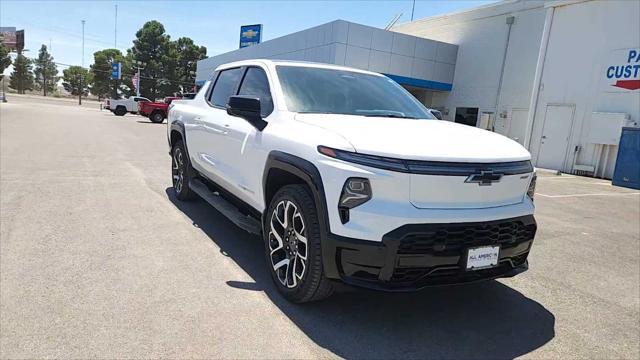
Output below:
[1,0,495,74]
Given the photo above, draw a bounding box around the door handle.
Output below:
[541,135,547,139]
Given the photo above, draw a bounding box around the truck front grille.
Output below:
[397,218,536,255]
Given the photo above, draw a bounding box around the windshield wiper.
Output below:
[364,114,417,119]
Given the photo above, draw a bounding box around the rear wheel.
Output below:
[150,111,165,123]
[264,184,334,303]
[171,140,196,201]
[114,106,126,116]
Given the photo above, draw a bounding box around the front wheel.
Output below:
[264,185,334,303]
[171,140,196,201]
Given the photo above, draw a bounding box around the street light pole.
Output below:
[133,60,145,97]
[78,74,82,105]
[114,4,118,49]
[81,20,85,67]
[80,20,86,105]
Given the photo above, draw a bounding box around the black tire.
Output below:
[264,184,334,303]
[114,106,126,116]
[171,140,197,201]
[150,111,165,123]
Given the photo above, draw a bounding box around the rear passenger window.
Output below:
[209,68,243,107]
[238,67,274,116]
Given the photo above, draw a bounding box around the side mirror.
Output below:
[226,95,267,131]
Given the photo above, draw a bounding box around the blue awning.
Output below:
[384,74,453,91]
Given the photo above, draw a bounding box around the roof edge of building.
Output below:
[392,0,546,29]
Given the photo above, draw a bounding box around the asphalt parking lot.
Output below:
[1,95,639,359]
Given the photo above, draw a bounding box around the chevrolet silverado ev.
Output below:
[167,60,537,303]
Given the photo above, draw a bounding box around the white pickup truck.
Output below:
[105,96,150,116]
[167,59,538,302]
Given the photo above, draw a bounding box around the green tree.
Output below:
[174,37,207,93]
[62,66,91,96]
[90,48,126,99]
[9,54,34,94]
[128,20,178,99]
[33,44,58,96]
[0,43,12,74]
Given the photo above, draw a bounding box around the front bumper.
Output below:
[323,215,536,291]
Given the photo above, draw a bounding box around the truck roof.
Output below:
[214,59,385,77]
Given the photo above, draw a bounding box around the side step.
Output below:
[189,178,262,235]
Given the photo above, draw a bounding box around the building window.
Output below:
[455,107,479,126]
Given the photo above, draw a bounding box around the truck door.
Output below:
[218,66,274,208]
[190,67,244,187]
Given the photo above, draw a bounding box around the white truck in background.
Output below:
[105,96,150,116]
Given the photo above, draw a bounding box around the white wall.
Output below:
[196,20,458,88]
[528,0,640,177]
[393,1,547,133]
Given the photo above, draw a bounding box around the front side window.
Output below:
[276,66,434,119]
[238,67,274,117]
[209,67,244,107]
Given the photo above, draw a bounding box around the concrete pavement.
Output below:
[1,95,638,359]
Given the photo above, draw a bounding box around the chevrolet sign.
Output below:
[240,24,263,48]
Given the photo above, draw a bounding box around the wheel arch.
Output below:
[168,120,190,160]
[262,151,339,278]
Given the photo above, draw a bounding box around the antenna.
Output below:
[385,12,403,30]
[411,0,416,21]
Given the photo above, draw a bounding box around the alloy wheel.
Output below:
[172,148,184,193]
[268,200,308,288]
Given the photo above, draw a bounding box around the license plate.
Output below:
[466,245,500,271]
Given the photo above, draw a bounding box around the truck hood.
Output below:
[295,114,531,162]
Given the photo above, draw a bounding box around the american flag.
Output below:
[132,72,139,92]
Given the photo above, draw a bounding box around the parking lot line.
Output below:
[536,192,640,198]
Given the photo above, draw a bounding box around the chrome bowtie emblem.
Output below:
[465,170,503,186]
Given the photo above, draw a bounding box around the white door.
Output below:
[218,66,274,208]
[190,67,244,185]
[536,104,575,171]
[509,108,528,145]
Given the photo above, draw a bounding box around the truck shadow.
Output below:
[165,189,555,359]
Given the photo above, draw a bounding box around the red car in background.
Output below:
[138,96,181,123]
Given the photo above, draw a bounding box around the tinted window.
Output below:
[276,66,434,119]
[209,68,243,107]
[238,67,274,116]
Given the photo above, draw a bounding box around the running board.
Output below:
[189,178,262,235]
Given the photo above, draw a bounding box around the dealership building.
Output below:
[196,0,639,178]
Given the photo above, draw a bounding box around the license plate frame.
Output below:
[465,245,500,271]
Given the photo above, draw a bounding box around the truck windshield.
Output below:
[276,65,434,119]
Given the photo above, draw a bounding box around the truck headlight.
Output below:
[527,172,537,200]
[338,178,371,223]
